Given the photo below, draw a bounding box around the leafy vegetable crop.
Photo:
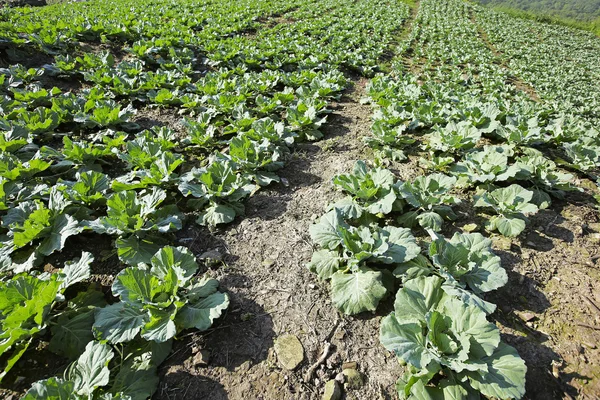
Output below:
[380,276,526,400]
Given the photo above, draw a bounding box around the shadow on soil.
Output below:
[154,374,229,400]
[489,250,581,399]
[157,293,274,399]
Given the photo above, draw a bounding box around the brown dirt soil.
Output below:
[486,196,600,400]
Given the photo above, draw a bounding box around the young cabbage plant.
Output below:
[219,134,285,186]
[461,101,501,134]
[426,121,482,154]
[23,338,172,400]
[0,188,82,269]
[0,125,30,153]
[73,100,137,130]
[512,148,581,208]
[474,184,539,237]
[246,117,297,147]
[13,107,61,135]
[286,101,327,141]
[178,158,258,227]
[563,136,600,172]
[58,171,110,206]
[0,151,51,182]
[93,246,229,344]
[308,209,420,315]
[0,252,93,381]
[86,188,183,265]
[419,154,456,173]
[330,160,402,219]
[450,145,519,188]
[182,111,220,150]
[394,230,508,314]
[494,116,544,147]
[380,276,526,400]
[117,131,177,170]
[112,151,184,191]
[364,121,415,162]
[397,173,460,232]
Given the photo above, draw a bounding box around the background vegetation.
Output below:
[475,0,600,35]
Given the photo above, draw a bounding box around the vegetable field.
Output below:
[1,0,599,398]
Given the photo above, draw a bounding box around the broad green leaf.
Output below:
[309,209,347,250]
[93,303,146,343]
[329,196,363,219]
[393,254,434,282]
[150,246,198,284]
[37,214,82,256]
[377,226,421,264]
[197,203,236,226]
[495,217,526,237]
[441,280,497,314]
[393,276,446,322]
[443,298,500,358]
[116,236,162,266]
[330,268,387,315]
[417,212,443,232]
[0,338,31,382]
[380,315,432,369]
[49,308,97,359]
[12,204,51,249]
[112,267,157,306]
[109,365,159,400]
[70,341,114,396]
[465,343,527,400]
[59,252,93,290]
[176,292,229,331]
[408,378,475,400]
[185,277,219,300]
[22,377,78,400]
[141,309,177,343]
[306,249,342,280]
[462,256,507,294]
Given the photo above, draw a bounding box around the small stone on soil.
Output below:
[519,312,536,322]
[342,368,364,389]
[583,342,597,349]
[274,334,305,370]
[322,380,342,400]
[199,249,223,265]
[192,349,210,366]
[462,223,478,232]
[262,258,275,267]
[587,223,600,232]
[492,236,512,251]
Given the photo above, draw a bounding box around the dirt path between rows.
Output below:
[157,77,400,400]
